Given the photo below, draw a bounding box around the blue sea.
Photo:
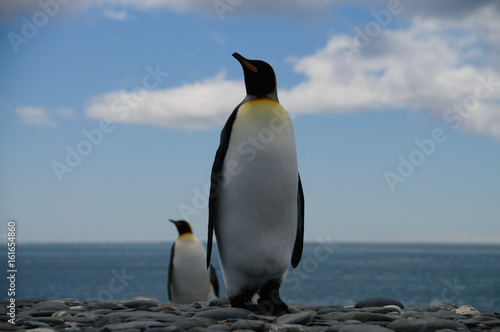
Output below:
[4,242,500,312]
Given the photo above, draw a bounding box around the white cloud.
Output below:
[0,0,330,21]
[102,9,129,21]
[280,18,493,116]
[15,106,76,126]
[16,106,56,127]
[54,107,76,118]
[283,10,500,141]
[207,31,226,45]
[2,0,499,23]
[76,2,500,140]
[84,10,500,141]
[85,72,244,129]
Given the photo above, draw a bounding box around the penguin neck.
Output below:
[242,90,279,104]
[177,233,196,242]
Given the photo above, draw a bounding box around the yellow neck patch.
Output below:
[236,98,290,126]
[177,233,196,242]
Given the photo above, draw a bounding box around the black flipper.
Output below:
[291,174,304,268]
[207,105,240,268]
[167,242,175,301]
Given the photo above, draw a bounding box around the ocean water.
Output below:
[3,242,499,312]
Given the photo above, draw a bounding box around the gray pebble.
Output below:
[299,305,334,312]
[24,320,50,328]
[14,297,49,306]
[176,304,200,313]
[70,305,89,311]
[0,322,16,331]
[51,310,73,317]
[338,324,393,332]
[93,309,113,315]
[210,298,231,307]
[316,324,345,332]
[359,307,401,315]
[102,310,180,322]
[462,315,499,327]
[62,315,97,324]
[354,298,404,310]
[269,323,311,332]
[87,301,124,310]
[208,323,232,331]
[100,319,163,331]
[172,317,217,330]
[95,314,122,328]
[190,327,220,332]
[338,312,396,323]
[30,317,65,326]
[194,308,254,321]
[317,307,349,315]
[57,298,84,307]
[76,311,101,322]
[401,310,420,318]
[30,310,60,317]
[360,321,389,327]
[485,320,500,327]
[277,311,311,325]
[121,298,161,309]
[30,301,71,313]
[231,319,266,331]
[415,302,458,313]
[387,318,468,332]
[321,311,348,321]
[12,297,493,332]
[145,326,188,332]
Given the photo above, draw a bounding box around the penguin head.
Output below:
[233,52,277,98]
[169,219,193,236]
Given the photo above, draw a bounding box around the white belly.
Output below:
[215,99,298,298]
[170,236,210,303]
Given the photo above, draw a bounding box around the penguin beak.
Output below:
[169,219,178,225]
[233,52,258,73]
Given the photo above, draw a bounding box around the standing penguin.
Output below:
[207,53,304,314]
[168,219,219,304]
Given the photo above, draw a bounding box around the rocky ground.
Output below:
[1,296,499,332]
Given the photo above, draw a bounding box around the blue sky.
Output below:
[1,0,499,243]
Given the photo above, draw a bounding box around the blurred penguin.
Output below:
[168,219,219,303]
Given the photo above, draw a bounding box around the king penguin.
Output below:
[168,219,219,304]
[207,53,304,314]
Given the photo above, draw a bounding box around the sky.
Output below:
[0,0,499,244]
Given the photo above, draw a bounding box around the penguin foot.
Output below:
[230,291,254,309]
[257,280,290,315]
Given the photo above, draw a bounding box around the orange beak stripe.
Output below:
[241,59,258,73]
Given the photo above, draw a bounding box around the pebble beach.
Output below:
[2,297,499,332]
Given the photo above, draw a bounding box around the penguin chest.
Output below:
[216,98,298,274]
[170,236,210,303]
